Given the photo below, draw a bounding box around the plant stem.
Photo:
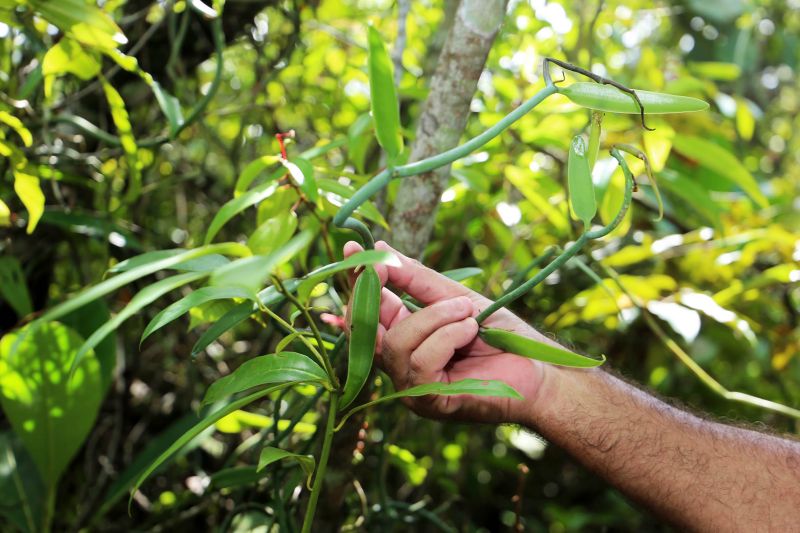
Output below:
[333,84,558,226]
[476,147,635,324]
[301,391,340,533]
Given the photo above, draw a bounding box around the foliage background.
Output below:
[0,0,799,531]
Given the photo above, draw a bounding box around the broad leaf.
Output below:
[247,212,298,255]
[234,156,282,196]
[0,432,44,533]
[0,322,103,488]
[202,352,329,405]
[284,157,318,202]
[61,300,116,391]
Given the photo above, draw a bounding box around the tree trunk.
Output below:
[387,0,508,257]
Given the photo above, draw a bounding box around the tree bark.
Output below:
[387,0,508,257]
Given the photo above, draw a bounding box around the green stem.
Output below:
[475,147,635,324]
[332,84,558,226]
[260,304,327,370]
[301,391,339,533]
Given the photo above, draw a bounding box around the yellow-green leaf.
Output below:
[367,25,403,161]
[13,172,44,234]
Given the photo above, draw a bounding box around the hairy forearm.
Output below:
[526,367,800,531]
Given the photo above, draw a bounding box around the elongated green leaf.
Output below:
[0,322,103,487]
[568,135,596,229]
[129,384,292,510]
[96,407,214,520]
[257,447,315,488]
[657,169,723,229]
[338,379,522,428]
[101,79,140,200]
[0,256,32,317]
[151,82,184,138]
[38,243,246,325]
[559,82,709,114]
[32,0,126,49]
[74,273,204,375]
[61,300,116,391]
[202,352,328,405]
[671,135,768,208]
[205,180,280,244]
[210,230,314,293]
[367,25,403,161]
[441,267,484,282]
[479,328,605,367]
[0,111,32,147]
[339,266,380,409]
[296,250,397,301]
[247,212,298,255]
[285,158,318,203]
[234,156,282,196]
[209,466,269,490]
[41,209,143,250]
[109,250,233,274]
[141,285,259,343]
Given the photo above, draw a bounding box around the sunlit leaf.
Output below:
[0,322,103,488]
[202,352,328,405]
[257,447,315,488]
[13,172,44,234]
[367,25,403,161]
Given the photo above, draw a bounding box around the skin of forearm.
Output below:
[524,366,800,531]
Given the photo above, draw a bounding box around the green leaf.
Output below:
[40,209,143,250]
[0,322,103,487]
[247,212,298,255]
[209,466,269,491]
[210,230,314,293]
[560,82,709,114]
[687,61,741,81]
[479,328,606,367]
[73,273,204,375]
[205,180,280,244]
[41,37,101,98]
[0,111,33,147]
[95,407,214,519]
[441,267,483,282]
[0,432,44,533]
[657,169,723,229]
[202,352,328,405]
[38,243,246,326]
[257,447,315,488]
[317,178,388,229]
[671,135,768,208]
[61,300,116,392]
[190,281,298,357]
[234,156,282,196]
[296,250,397,302]
[141,286,260,343]
[567,135,596,229]
[129,384,292,510]
[32,0,126,49]
[151,82,184,138]
[339,266,380,409]
[109,250,233,274]
[13,171,44,234]
[284,158,318,203]
[367,25,403,161]
[0,256,32,317]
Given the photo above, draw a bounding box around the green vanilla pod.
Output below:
[479,327,605,368]
[339,265,381,408]
[559,82,708,115]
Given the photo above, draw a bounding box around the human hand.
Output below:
[343,241,562,425]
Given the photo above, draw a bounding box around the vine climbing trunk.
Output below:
[387,0,508,257]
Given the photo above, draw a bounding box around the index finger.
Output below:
[375,241,483,306]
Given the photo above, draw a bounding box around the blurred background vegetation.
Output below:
[0,0,798,531]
